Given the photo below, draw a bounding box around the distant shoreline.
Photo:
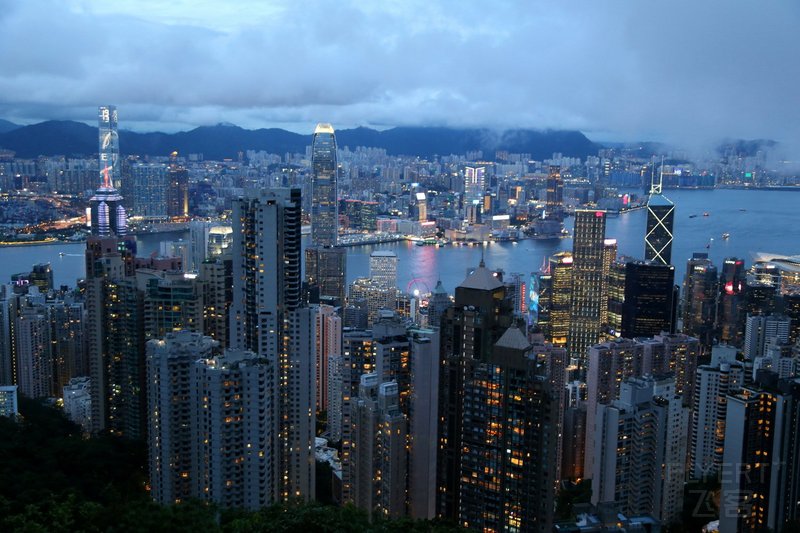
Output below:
[0,239,84,248]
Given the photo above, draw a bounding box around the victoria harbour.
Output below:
[3,188,797,295]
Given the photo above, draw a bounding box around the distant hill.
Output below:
[0,119,19,134]
[0,120,600,160]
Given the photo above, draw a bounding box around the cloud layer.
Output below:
[0,0,798,148]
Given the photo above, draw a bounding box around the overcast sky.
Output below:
[1,0,798,148]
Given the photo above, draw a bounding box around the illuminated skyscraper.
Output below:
[545,165,564,219]
[568,210,607,366]
[463,165,486,205]
[645,166,674,265]
[311,123,338,247]
[369,251,398,290]
[437,263,557,531]
[682,253,718,349]
[538,252,573,347]
[305,246,346,305]
[98,105,121,190]
[90,106,127,236]
[717,257,747,346]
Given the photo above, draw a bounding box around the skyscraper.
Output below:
[717,257,746,346]
[463,165,486,205]
[90,106,127,236]
[229,187,314,501]
[437,262,557,532]
[538,252,573,347]
[369,251,398,290]
[645,166,674,265]
[682,253,718,349]
[592,375,688,524]
[304,246,346,305]
[311,123,338,247]
[568,210,607,366]
[621,260,676,338]
[166,153,189,218]
[306,124,345,305]
[545,165,564,212]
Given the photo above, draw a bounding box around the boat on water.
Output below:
[703,212,710,217]
[722,233,730,240]
[689,214,698,218]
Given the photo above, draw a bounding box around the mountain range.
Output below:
[0,120,600,160]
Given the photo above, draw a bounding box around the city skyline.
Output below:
[0,1,798,156]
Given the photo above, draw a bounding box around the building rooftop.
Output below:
[495,325,530,351]
[459,263,504,291]
[314,123,335,135]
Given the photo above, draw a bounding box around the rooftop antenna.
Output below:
[650,156,664,195]
[479,244,486,268]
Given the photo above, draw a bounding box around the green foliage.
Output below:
[555,479,592,520]
[0,398,461,532]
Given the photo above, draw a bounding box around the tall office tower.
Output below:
[504,272,528,319]
[198,256,232,350]
[426,280,451,329]
[304,246,347,305]
[131,163,168,217]
[166,155,189,218]
[592,376,688,524]
[369,251,398,290]
[782,292,800,345]
[583,338,645,477]
[49,301,86,390]
[229,187,314,501]
[644,168,675,265]
[98,105,121,190]
[545,165,564,213]
[742,275,776,321]
[351,375,408,519]
[437,263,557,532]
[15,306,52,398]
[29,263,53,293]
[311,123,338,247]
[599,238,617,328]
[604,258,626,338]
[142,272,203,341]
[338,330,374,500]
[720,374,800,532]
[408,326,440,519]
[91,106,127,236]
[743,314,791,359]
[717,257,747,346]
[682,253,719,349]
[415,191,428,222]
[621,261,676,338]
[689,345,744,479]
[348,277,396,326]
[463,165,486,205]
[568,210,607,366]
[313,304,341,413]
[538,252,573,346]
[147,331,218,506]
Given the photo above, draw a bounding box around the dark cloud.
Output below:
[0,0,798,151]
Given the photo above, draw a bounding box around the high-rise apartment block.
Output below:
[229,187,314,501]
